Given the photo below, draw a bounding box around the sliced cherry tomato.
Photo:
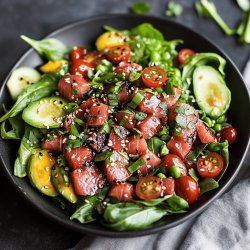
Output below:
[115,62,142,78]
[175,176,199,204]
[114,110,135,130]
[219,127,237,145]
[58,75,90,102]
[41,134,63,154]
[70,165,106,196]
[196,119,217,144]
[137,115,162,139]
[83,50,105,66]
[141,66,167,88]
[136,176,162,200]
[87,103,109,127]
[105,45,131,64]
[70,59,95,78]
[178,48,195,64]
[125,135,148,157]
[167,135,193,159]
[162,178,175,195]
[137,151,161,177]
[108,126,128,151]
[108,183,134,201]
[64,146,93,170]
[161,154,187,176]
[70,46,87,62]
[105,151,131,184]
[197,152,224,178]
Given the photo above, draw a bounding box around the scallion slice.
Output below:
[94,151,112,162]
[128,90,144,109]
[128,158,145,173]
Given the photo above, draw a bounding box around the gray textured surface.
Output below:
[0,0,249,249]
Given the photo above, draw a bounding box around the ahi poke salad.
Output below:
[0,23,237,231]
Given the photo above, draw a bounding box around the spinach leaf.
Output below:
[134,196,172,206]
[102,202,167,231]
[131,2,151,14]
[70,187,109,224]
[130,23,164,40]
[182,52,226,86]
[147,136,166,155]
[189,168,199,182]
[1,113,24,139]
[21,35,69,61]
[14,125,41,177]
[185,144,207,161]
[199,0,235,36]
[165,195,189,211]
[0,64,68,122]
[165,1,183,17]
[199,178,219,195]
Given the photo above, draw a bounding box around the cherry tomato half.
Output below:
[70,59,95,78]
[136,176,162,200]
[219,127,237,145]
[175,176,199,204]
[197,152,224,178]
[105,45,131,64]
[178,48,195,64]
[141,66,167,88]
[70,46,87,62]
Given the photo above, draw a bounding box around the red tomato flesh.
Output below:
[219,127,237,145]
[142,66,167,88]
[70,46,87,62]
[105,45,131,64]
[178,48,195,64]
[197,152,224,178]
[161,154,187,176]
[175,176,199,204]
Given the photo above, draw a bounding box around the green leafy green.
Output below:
[128,158,145,173]
[131,2,151,14]
[199,178,219,195]
[129,70,141,82]
[185,143,207,161]
[189,168,199,182]
[147,136,166,155]
[165,195,189,211]
[94,151,113,162]
[182,52,226,87]
[198,0,235,36]
[102,202,167,231]
[0,113,24,139]
[238,12,250,44]
[130,23,164,40]
[21,35,69,61]
[14,125,41,177]
[0,64,69,122]
[165,1,183,17]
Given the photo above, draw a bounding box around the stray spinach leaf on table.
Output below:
[131,2,151,14]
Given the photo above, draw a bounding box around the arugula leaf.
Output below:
[199,178,219,195]
[21,35,69,61]
[130,23,164,40]
[165,1,183,17]
[199,0,235,36]
[131,2,151,14]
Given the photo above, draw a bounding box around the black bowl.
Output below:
[0,14,250,237]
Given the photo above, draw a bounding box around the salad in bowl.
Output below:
[0,23,237,231]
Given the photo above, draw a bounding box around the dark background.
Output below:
[0,0,249,249]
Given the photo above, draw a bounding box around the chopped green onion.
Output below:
[108,93,119,108]
[134,111,147,121]
[129,70,141,82]
[157,173,167,179]
[70,124,79,136]
[132,128,142,135]
[99,121,113,134]
[94,151,112,162]
[160,144,169,156]
[128,90,144,109]
[74,118,85,127]
[63,103,78,113]
[128,158,145,173]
